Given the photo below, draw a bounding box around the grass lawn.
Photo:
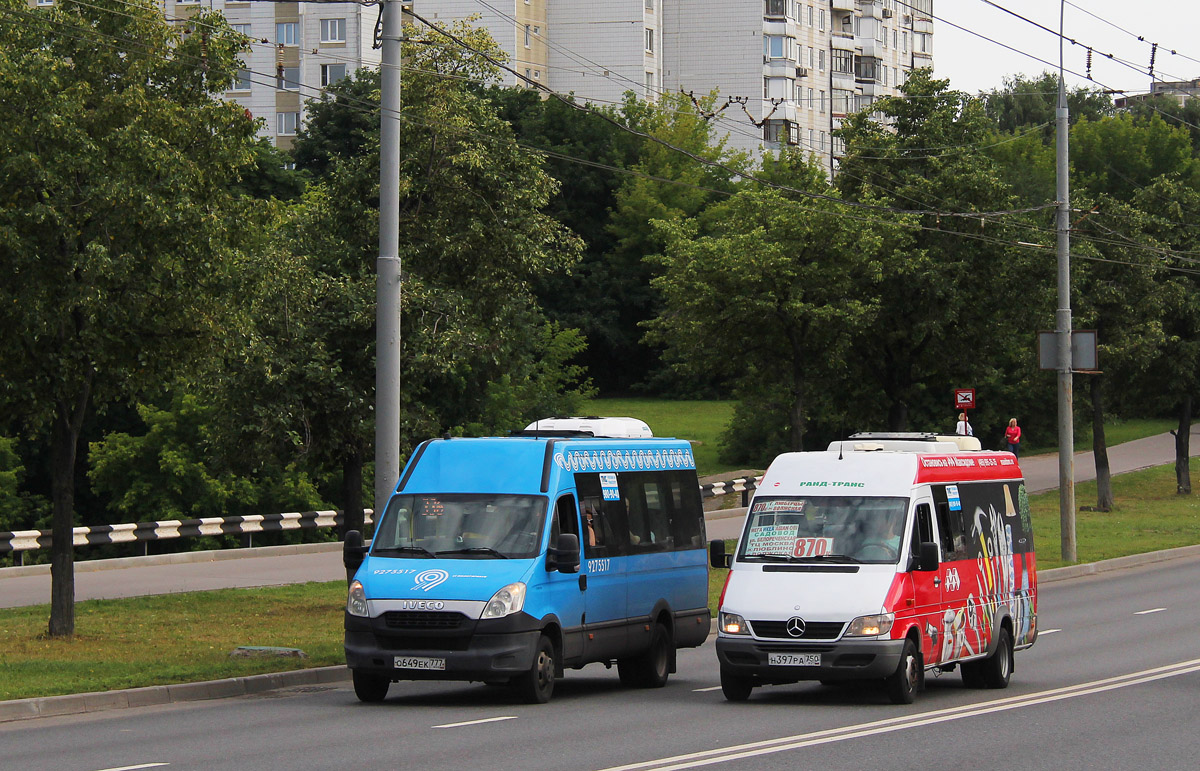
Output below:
[580,397,739,476]
[1022,418,1180,456]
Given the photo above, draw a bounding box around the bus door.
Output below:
[544,493,587,663]
[910,499,944,666]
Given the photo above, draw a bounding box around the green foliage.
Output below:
[982,72,1112,136]
[88,395,326,523]
[0,437,49,533]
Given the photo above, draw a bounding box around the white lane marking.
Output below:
[594,658,1200,771]
[93,764,169,771]
[692,686,724,692]
[1135,607,1166,615]
[1041,628,1062,635]
[432,716,518,729]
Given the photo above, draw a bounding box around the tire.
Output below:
[720,667,754,702]
[960,660,987,689]
[516,634,557,704]
[981,627,1013,689]
[352,670,390,703]
[617,623,672,688]
[884,638,920,705]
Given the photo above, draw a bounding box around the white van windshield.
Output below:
[739,496,909,564]
[372,494,547,560]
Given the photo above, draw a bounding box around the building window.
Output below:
[808,87,814,110]
[807,46,813,68]
[277,67,300,91]
[820,130,826,152]
[902,31,908,52]
[764,0,786,18]
[818,49,825,71]
[645,28,655,53]
[807,5,813,27]
[276,22,298,46]
[645,0,654,9]
[232,23,251,37]
[818,8,825,31]
[763,119,795,145]
[832,49,853,74]
[645,71,655,98]
[764,77,792,100]
[764,36,791,60]
[855,55,881,82]
[231,67,252,91]
[833,88,853,114]
[277,112,300,135]
[36,0,54,5]
[321,63,346,86]
[808,128,814,148]
[916,32,932,54]
[894,29,898,49]
[320,18,345,44]
[524,67,532,86]
[524,24,531,48]
[819,89,826,113]
[534,70,541,79]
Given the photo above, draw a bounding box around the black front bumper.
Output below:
[344,610,542,682]
[715,635,906,683]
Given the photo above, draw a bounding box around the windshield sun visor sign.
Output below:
[554,447,695,473]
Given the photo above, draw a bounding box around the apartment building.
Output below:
[413,0,933,169]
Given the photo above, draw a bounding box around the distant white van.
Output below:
[710,432,1038,703]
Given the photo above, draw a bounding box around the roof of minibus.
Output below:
[758,449,1022,498]
[397,435,696,495]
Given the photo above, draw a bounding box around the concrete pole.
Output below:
[1056,1,1076,562]
[375,0,403,518]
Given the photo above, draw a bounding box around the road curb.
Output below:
[0,665,350,725]
[1037,542,1200,583]
[0,541,343,579]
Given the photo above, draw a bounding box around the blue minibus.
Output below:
[343,419,710,703]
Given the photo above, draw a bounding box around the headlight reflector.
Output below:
[844,613,894,637]
[482,582,527,619]
[720,612,749,635]
[346,580,368,617]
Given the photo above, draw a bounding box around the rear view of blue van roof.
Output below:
[396,435,696,495]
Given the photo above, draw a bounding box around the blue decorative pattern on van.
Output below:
[553,447,695,473]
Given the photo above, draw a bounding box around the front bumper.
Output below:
[345,610,541,682]
[715,634,906,683]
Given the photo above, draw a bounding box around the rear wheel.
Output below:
[884,639,920,704]
[982,627,1013,689]
[352,670,390,703]
[959,660,987,688]
[720,667,754,702]
[516,634,557,704]
[618,623,672,688]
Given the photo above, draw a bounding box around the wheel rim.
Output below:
[654,636,669,678]
[999,642,1011,679]
[905,652,918,692]
[536,649,553,693]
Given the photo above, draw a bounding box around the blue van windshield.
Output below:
[372,494,547,559]
[739,496,908,564]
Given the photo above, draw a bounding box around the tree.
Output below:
[287,22,590,533]
[835,69,1050,437]
[0,0,273,634]
[982,72,1111,136]
[647,150,904,460]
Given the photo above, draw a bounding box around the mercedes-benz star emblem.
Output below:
[786,617,806,638]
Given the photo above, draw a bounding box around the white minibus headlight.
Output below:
[844,613,894,638]
[346,580,369,617]
[482,582,527,619]
[720,612,749,636]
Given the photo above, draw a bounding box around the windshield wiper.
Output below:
[436,547,509,559]
[742,553,799,562]
[743,553,862,564]
[373,545,435,558]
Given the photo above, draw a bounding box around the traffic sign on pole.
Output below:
[954,389,976,410]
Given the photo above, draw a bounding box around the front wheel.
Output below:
[516,634,557,704]
[720,667,754,702]
[884,639,920,704]
[618,623,671,688]
[982,627,1013,689]
[352,670,390,703]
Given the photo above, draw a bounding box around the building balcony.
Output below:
[831,0,857,11]
[831,33,857,51]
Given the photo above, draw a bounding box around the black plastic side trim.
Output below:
[540,438,560,493]
[397,440,432,493]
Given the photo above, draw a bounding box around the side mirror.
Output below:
[343,530,368,583]
[915,541,940,572]
[555,533,580,574]
[709,539,731,569]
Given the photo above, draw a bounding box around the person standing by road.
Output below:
[955,412,973,437]
[1005,418,1022,456]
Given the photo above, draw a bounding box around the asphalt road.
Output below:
[3,555,1199,771]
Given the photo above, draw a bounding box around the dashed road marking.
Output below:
[432,716,518,729]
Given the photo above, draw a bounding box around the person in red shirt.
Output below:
[1005,418,1022,456]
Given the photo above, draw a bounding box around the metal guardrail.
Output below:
[0,510,376,563]
[0,475,764,562]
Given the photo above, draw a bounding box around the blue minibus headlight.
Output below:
[346,580,369,617]
[482,582,527,619]
[844,613,894,637]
